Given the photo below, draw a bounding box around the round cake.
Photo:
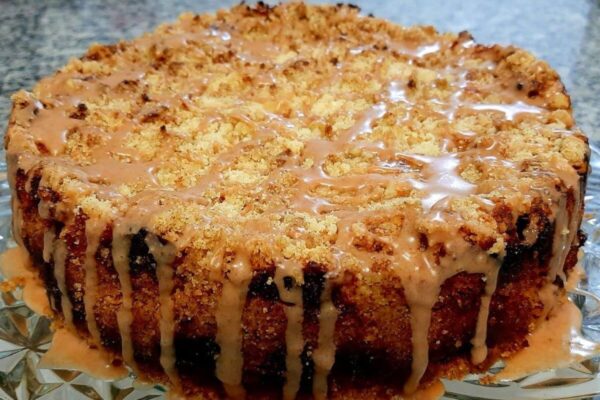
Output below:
[4,2,590,399]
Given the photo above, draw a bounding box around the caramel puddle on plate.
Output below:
[0,246,52,317]
[491,259,599,382]
[492,296,600,382]
[0,246,127,380]
[39,328,128,380]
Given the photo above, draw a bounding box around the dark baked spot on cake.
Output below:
[69,103,88,120]
[247,266,279,301]
[515,214,530,241]
[140,106,169,124]
[34,142,50,155]
[16,168,41,211]
[302,262,326,310]
[175,336,222,396]
[500,212,553,281]
[129,229,158,276]
[82,43,118,61]
[298,262,326,395]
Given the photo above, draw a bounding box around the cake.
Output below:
[3,2,590,399]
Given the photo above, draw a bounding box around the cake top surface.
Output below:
[6,2,588,268]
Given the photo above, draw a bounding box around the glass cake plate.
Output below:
[0,145,598,400]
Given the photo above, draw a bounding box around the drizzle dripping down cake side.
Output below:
[3,3,590,399]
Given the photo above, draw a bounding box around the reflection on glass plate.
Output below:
[0,146,599,400]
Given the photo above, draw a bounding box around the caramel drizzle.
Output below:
[402,243,505,392]
[469,102,542,120]
[215,250,253,400]
[51,234,74,329]
[404,274,440,394]
[548,150,584,285]
[42,229,56,265]
[112,226,140,374]
[331,207,507,393]
[29,106,80,156]
[7,156,24,249]
[145,234,180,387]
[6,11,587,399]
[332,208,441,395]
[83,218,104,345]
[470,260,501,365]
[274,260,305,400]
[11,197,24,249]
[42,227,56,312]
[550,196,573,284]
[312,280,338,400]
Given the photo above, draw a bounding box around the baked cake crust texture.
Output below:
[4,3,590,399]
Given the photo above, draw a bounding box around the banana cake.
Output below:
[4,2,590,399]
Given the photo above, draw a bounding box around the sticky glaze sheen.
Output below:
[4,3,589,399]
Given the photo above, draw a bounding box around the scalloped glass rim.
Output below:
[0,146,598,400]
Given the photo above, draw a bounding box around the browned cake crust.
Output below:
[4,3,590,399]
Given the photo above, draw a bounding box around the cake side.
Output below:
[9,165,585,398]
[5,2,590,399]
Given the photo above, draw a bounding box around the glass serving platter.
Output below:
[0,145,598,400]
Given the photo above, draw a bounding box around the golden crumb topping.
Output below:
[6,3,588,265]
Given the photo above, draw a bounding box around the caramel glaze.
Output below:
[4,3,590,399]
